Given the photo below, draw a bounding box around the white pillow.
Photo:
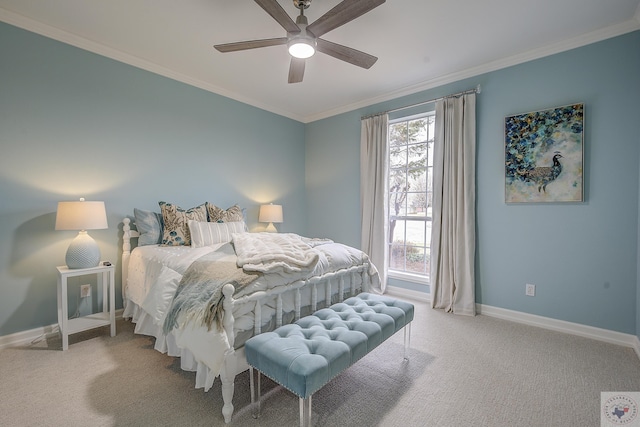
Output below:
[188,220,246,248]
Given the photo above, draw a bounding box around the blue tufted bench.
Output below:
[245,293,414,426]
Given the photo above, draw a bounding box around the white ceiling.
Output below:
[1,1,639,123]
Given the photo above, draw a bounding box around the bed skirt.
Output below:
[123,302,221,391]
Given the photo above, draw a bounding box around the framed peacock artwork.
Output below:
[505,103,584,203]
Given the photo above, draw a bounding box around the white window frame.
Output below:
[387,111,435,285]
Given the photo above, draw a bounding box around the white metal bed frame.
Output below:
[121,218,372,423]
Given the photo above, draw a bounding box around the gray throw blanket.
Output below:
[163,247,259,334]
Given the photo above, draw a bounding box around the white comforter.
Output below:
[125,234,381,378]
[233,232,325,274]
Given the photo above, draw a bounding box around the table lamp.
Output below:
[259,203,283,233]
[55,198,108,269]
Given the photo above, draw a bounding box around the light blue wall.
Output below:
[306,31,640,335]
[0,22,306,336]
[1,19,639,339]
[475,33,639,335]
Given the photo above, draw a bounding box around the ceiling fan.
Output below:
[214,0,386,83]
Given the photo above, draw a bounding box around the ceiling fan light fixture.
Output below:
[214,0,385,83]
[288,37,316,59]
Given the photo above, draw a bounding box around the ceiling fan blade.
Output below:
[254,0,300,34]
[288,58,305,83]
[307,0,385,38]
[214,37,288,53]
[316,38,377,69]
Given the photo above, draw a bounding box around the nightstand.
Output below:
[56,263,115,350]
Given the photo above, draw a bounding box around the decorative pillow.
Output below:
[159,202,207,246]
[134,208,163,246]
[188,220,247,248]
[206,203,244,223]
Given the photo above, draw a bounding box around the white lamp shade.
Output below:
[55,200,108,230]
[56,199,108,269]
[259,204,283,233]
[259,204,283,224]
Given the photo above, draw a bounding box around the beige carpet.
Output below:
[1,298,639,426]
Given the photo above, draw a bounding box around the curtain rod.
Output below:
[361,84,481,120]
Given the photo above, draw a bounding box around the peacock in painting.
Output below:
[517,151,563,192]
[504,103,583,202]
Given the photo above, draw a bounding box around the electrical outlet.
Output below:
[525,283,535,297]
[80,284,91,298]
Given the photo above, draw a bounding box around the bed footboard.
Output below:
[230,264,370,335]
[218,264,371,423]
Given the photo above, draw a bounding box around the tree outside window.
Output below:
[388,113,435,280]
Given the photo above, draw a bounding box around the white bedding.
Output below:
[123,235,381,384]
[233,232,325,274]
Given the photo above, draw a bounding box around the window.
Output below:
[388,112,435,283]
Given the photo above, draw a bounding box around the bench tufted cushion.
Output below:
[245,293,414,399]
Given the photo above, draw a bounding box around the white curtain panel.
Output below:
[360,114,389,293]
[430,94,476,315]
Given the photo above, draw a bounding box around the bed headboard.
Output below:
[122,218,140,308]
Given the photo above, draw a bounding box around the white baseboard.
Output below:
[0,309,124,350]
[477,304,640,359]
[384,287,640,361]
[0,323,60,350]
[385,285,430,303]
[633,336,640,360]
[3,301,639,362]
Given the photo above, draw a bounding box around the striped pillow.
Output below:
[188,220,247,248]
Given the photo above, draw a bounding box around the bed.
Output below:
[120,203,382,423]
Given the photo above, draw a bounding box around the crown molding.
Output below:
[305,18,640,123]
[1,7,638,124]
[0,8,306,123]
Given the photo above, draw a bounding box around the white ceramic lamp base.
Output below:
[65,230,101,269]
[265,222,278,233]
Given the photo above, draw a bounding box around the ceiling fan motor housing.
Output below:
[294,0,311,10]
[288,13,316,58]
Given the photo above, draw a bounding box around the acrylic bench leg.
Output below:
[249,367,261,419]
[404,322,412,360]
[249,367,255,415]
[299,395,312,427]
[257,370,261,418]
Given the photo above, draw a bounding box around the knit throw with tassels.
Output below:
[163,252,259,335]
